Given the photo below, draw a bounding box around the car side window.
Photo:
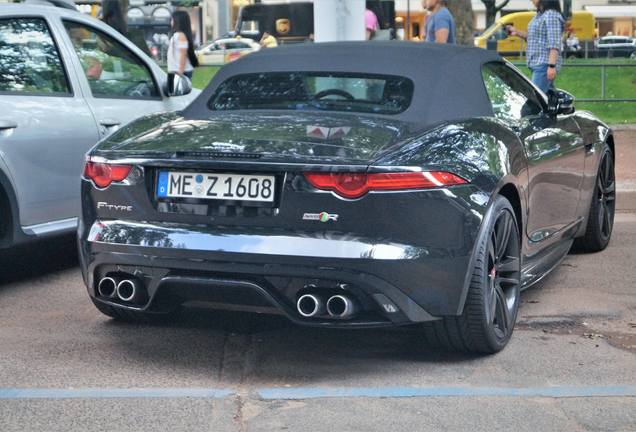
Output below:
[225,42,247,50]
[63,21,159,99]
[0,17,70,95]
[482,62,543,122]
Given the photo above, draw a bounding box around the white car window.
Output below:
[0,17,71,95]
[63,20,160,100]
[225,42,249,50]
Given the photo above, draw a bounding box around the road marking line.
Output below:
[0,388,233,399]
[256,385,636,400]
[1,386,635,400]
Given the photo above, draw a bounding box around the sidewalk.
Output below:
[614,129,636,212]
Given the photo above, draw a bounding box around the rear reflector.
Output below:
[83,161,132,189]
[304,171,467,199]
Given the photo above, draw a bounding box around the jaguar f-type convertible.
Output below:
[79,42,615,353]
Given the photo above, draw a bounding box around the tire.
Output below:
[91,298,175,324]
[423,196,521,354]
[573,144,615,253]
[0,189,11,244]
[0,204,7,241]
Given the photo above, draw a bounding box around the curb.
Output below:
[617,188,636,212]
[610,124,636,131]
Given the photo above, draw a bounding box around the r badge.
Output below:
[303,212,338,222]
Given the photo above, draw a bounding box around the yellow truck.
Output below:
[474,11,596,57]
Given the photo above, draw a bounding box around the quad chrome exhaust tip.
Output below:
[116,279,141,303]
[296,294,325,318]
[97,277,117,298]
[326,295,355,318]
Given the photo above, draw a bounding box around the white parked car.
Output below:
[594,36,636,58]
[196,37,260,66]
[0,1,199,249]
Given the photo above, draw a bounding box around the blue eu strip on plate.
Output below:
[157,171,169,197]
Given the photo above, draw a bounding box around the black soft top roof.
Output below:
[183,41,503,126]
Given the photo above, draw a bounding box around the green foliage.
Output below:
[513,58,636,124]
[192,66,220,90]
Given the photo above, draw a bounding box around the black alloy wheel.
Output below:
[596,149,616,241]
[574,144,615,253]
[485,207,521,343]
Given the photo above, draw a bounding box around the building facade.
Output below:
[394,0,636,36]
[4,0,634,40]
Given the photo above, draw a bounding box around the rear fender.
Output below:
[571,112,612,237]
[373,118,527,189]
[454,177,526,314]
[374,118,529,315]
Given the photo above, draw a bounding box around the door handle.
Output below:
[99,119,121,127]
[0,120,18,130]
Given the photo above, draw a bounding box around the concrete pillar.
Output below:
[201,0,217,41]
[313,0,365,43]
[217,0,231,39]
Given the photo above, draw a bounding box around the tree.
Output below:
[447,0,475,45]
[482,0,510,28]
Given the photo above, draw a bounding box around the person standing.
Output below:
[167,11,198,92]
[423,0,456,44]
[101,0,127,35]
[507,0,564,93]
[101,0,151,56]
[365,7,379,40]
[259,32,278,48]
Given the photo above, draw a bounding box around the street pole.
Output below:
[313,0,365,42]
[217,0,230,38]
[406,0,410,40]
[563,0,572,19]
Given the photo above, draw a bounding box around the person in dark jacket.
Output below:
[101,0,151,56]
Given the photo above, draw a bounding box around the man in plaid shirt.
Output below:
[508,0,564,93]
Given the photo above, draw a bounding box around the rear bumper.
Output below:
[82,244,439,327]
[79,199,486,326]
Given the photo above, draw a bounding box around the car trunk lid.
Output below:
[97,111,414,166]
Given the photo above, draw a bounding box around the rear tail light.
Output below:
[304,171,467,199]
[83,160,132,188]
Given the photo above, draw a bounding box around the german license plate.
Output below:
[156,171,275,202]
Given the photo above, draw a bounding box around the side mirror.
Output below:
[547,88,575,116]
[165,74,193,97]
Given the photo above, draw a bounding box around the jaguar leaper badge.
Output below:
[303,212,339,222]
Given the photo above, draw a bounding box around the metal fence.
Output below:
[511,62,636,102]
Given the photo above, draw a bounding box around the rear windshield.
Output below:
[208,72,414,115]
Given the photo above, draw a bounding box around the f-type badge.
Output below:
[97,201,133,212]
[303,212,339,222]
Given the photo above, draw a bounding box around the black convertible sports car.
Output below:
[79,42,615,354]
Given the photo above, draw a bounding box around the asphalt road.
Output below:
[0,212,635,432]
